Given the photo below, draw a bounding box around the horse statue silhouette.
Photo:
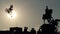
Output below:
[42,6,53,24]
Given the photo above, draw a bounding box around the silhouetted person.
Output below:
[23,27,29,34]
[45,6,49,14]
[42,6,49,23]
[37,27,42,34]
[45,6,52,15]
[30,28,36,34]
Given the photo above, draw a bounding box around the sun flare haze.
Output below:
[7,10,16,19]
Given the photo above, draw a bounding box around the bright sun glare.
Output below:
[8,10,16,19]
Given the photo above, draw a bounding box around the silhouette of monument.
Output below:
[42,6,53,24]
[41,6,60,34]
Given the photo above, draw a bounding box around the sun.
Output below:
[8,10,16,19]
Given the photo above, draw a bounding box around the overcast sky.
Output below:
[0,0,60,31]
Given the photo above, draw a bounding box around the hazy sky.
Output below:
[0,0,60,31]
